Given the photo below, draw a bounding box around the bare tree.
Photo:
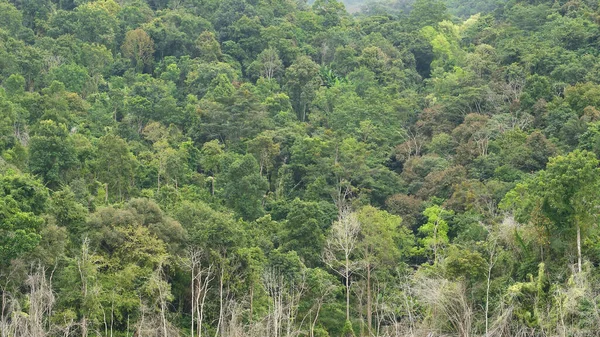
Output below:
[395,128,425,163]
[263,269,306,337]
[223,299,246,337]
[28,265,55,337]
[77,238,97,337]
[1,263,58,337]
[474,128,492,157]
[182,248,215,337]
[415,277,473,337]
[136,262,178,337]
[323,208,361,321]
[485,238,499,337]
[216,265,225,337]
[0,265,19,337]
[153,264,171,337]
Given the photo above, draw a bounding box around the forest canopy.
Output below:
[2,0,600,336]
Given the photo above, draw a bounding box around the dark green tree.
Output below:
[29,120,78,189]
[223,154,268,221]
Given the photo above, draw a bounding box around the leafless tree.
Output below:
[473,128,492,157]
[1,263,57,337]
[262,269,306,337]
[395,128,425,162]
[135,262,179,337]
[77,238,94,337]
[415,277,473,337]
[154,264,171,337]
[182,248,215,337]
[323,208,361,321]
[485,238,499,337]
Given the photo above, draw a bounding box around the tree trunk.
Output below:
[249,286,254,323]
[82,316,88,337]
[110,295,115,337]
[345,255,350,321]
[310,300,323,337]
[197,279,203,337]
[157,170,161,194]
[197,284,202,337]
[485,261,492,337]
[157,267,168,337]
[433,219,438,265]
[367,264,372,336]
[198,261,213,337]
[215,266,224,337]
[1,291,5,337]
[191,264,195,337]
[577,223,582,273]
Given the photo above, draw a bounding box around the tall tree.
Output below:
[122,28,155,72]
[249,47,284,81]
[0,171,47,268]
[323,208,361,321]
[417,205,453,265]
[356,206,410,334]
[196,31,222,63]
[223,154,268,221]
[29,120,78,189]
[503,150,600,273]
[94,134,137,202]
[285,56,321,121]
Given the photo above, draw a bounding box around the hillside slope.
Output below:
[2,0,600,336]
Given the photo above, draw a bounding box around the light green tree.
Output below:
[418,205,453,265]
[94,134,137,202]
[356,206,411,334]
[502,150,600,273]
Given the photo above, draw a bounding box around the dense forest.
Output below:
[2,0,600,336]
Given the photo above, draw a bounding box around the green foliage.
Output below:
[417,205,453,265]
[282,198,336,267]
[29,120,78,189]
[94,134,137,202]
[341,319,356,337]
[357,205,412,265]
[50,187,87,237]
[223,154,268,221]
[0,170,47,265]
[409,0,449,28]
[285,55,322,121]
[444,245,486,280]
[4,1,600,336]
[48,63,90,94]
